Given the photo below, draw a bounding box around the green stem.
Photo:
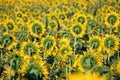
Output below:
[66,65,68,80]
[74,36,76,55]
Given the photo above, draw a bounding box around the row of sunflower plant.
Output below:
[0,0,120,80]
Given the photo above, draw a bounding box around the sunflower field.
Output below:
[0,0,120,80]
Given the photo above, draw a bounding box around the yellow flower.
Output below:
[1,33,16,50]
[5,19,17,33]
[89,36,102,52]
[105,12,119,28]
[70,23,86,37]
[48,20,58,30]
[59,45,73,59]
[102,34,119,56]
[29,19,45,37]
[41,36,56,51]
[20,41,40,57]
[74,12,87,25]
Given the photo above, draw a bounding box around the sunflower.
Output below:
[105,12,119,28]
[15,29,28,42]
[41,36,56,51]
[89,36,102,52]
[58,12,66,21]
[80,53,97,71]
[29,20,45,37]
[5,19,17,33]
[15,11,23,19]
[70,23,86,37]
[22,14,29,23]
[69,70,106,80]
[59,45,73,59]
[6,52,23,70]
[19,59,48,79]
[74,12,87,25]
[20,41,39,57]
[0,33,16,50]
[102,34,119,56]
[48,20,58,30]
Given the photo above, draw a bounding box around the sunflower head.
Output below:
[105,12,119,28]
[29,20,45,37]
[7,53,23,70]
[89,36,101,52]
[41,36,56,51]
[0,34,16,50]
[5,19,17,32]
[24,63,43,79]
[21,41,39,57]
[80,53,97,70]
[59,45,73,59]
[15,30,28,42]
[102,34,119,54]
[70,23,86,37]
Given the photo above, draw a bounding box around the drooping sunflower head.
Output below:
[59,45,73,59]
[21,41,39,56]
[0,33,16,50]
[89,36,101,52]
[70,23,86,37]
[102,34,119,55]
[15,29,28,42]
[5,19,17,33]
[48,20,58,30]
[22,14,29,23]
[24,63,42,79]
[23,60,48,79]
[7,53,23,70]
[29,20,45,37]
[41,36,56,51]
[74,12,87,25]
[58,12,66,21]
[80,52,98,71]
[105,12,119,28]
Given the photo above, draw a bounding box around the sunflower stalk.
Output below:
[68,58,71,75]
[108,40,111,63]
[66,65,68,80]
[74,36,77,55]
[50,59,56,77]
[9,57,15,80]
[28,48,32,63]
[44,41,51,59]
[118,50,120,59]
